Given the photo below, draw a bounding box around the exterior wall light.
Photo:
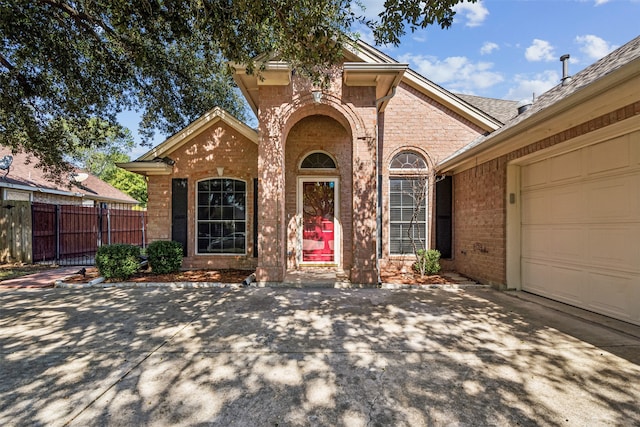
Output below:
[312,89,322,104]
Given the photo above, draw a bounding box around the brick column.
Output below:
[255,126,286,284]
[350,112,379,284]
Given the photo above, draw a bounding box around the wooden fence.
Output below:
[0,201,32,263]
[1,202,147,265]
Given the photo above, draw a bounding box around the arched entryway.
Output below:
[284,115,353,272]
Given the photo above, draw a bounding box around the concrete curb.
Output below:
[55,280,244,289]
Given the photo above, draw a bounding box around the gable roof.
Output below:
[231,39,504,132]
[0,147,138,204]
[137,107,257,161]
[119,107,258,176]
[439,35,640,172]
[348,41,505,131]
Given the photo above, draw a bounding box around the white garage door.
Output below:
[520,132,640,326]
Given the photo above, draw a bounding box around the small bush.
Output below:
[96,244,141,280]
[413,249,441,277]
[147,240,183,274]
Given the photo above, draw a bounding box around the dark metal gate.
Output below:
[32,203,147,265]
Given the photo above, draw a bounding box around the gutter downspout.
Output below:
[374,86,398,286]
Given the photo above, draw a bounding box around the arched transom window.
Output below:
[300,152,336,169]
[390,151,427,170]
[389,151,428,255]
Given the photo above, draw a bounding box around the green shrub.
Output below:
[413,249,441,277]
[96,244,141,280]
[147,240,183,274]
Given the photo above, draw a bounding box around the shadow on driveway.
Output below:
[1,287,639,426]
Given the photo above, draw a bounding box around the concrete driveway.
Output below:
[1,286,639,426]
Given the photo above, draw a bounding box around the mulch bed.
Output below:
[61,268,252,284]
[62,267,455,285]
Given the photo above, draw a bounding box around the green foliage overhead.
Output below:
[1,0,472,176]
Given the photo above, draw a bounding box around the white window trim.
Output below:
[195,177,248,256]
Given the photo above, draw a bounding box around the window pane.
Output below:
[301,152,336,169]
[197,178,247,254]
[388,177,428,255]
[390,151,427,170]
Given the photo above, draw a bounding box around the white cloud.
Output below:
[480,42,499,55]
[575,35,617,60]
[399,53,503,93]
[594,0,611,5]
[505,70,559,101]
[525,39,556,62]
[354,0,386,19]
[453,1,489,27]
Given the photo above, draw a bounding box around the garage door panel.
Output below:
[522,160,548,189]
[522,261,584,306]
[550,149,582,182]
[551,185,584,223]
[521,193,549,224]
[587,176,633,220]
[521,260,551,296]
[520,134,639,326]
[587,135,630,175]
[521,225,549,258]
[588,225,640,272]
[551,226,586,261]
[587,272,638,323]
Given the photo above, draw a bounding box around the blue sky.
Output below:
[355,0,639,101]
[123,0,639,158]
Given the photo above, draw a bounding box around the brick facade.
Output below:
[146,121,259,270]
[450,101,640,286]
[378,83,486,271]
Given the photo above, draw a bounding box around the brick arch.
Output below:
[279,93,367,144]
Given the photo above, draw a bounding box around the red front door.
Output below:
[302,181,335,262]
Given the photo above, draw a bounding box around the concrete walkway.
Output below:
[0,266,83,289]
[1,286,639,426]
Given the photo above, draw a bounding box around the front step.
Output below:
[258,268,376,289]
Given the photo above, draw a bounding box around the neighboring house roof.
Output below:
[455,94,519,124]
[439,35,640,172]
[0,147,138,204]
[119,107,257,176]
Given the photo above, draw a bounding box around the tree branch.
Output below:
[0,53,14,71]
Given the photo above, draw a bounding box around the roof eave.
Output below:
[402,70,503,132]
[116,162,173,176]
[136,107,258,161]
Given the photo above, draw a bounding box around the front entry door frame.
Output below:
[297,176,340,267]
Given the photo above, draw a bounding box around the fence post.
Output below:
[55,204,61,263]
[106,206,111,245]
[140,211,145,249]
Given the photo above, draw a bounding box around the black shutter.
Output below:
[253,178,258,257]
[435,176,453,258]
[171,178,188,256]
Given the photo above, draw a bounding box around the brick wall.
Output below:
[379,83,486,269]
[451,100,640,286]
[452,158,506,285]
[146,121,258,270]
